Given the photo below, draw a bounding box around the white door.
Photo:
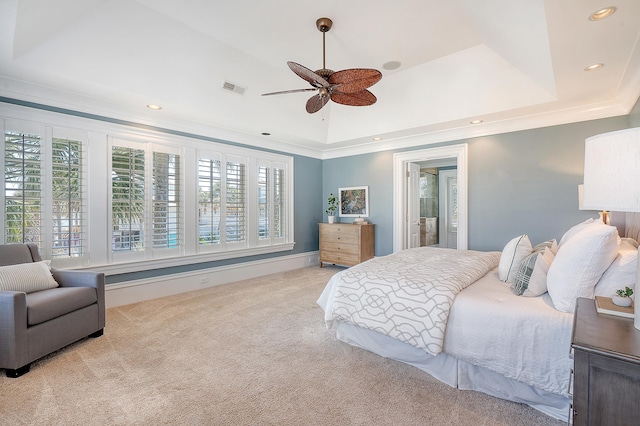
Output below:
[407,162,421,248]
[438,169,458,249]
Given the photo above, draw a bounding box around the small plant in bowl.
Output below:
[612,286,634,307]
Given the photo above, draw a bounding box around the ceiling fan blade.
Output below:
[330,90,377,107]
[262,88,317,96]
[328,69,382,93]
[306,94,330,114]
[288,61,329,88]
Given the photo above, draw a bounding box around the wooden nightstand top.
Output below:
[572,297,640,364]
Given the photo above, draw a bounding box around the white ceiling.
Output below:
[1,0,639,159]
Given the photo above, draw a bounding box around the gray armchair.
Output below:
[0,244,105,378]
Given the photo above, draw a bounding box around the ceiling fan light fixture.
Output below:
[589,7,616,21]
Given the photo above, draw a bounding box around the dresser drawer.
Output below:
[319,225,360,244]
[320,242,360,256]
[320,251,360,266]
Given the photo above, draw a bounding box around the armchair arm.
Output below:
[51,269,104,290]
[50,269,105,329]
[0,291,28,368]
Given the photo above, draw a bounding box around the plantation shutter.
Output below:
[111,146,145,252]
[273,167,286,239]
[225,160,246,243]
[3,130,42,246]
[198,157,222,246]
[152,152,181,249]
[258,166,269,240]
[51,137,85,257]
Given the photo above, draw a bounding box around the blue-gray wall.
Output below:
[323,114,635,255]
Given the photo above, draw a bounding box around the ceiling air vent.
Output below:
[222,81,246,95]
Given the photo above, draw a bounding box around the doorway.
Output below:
[392,144,468,252]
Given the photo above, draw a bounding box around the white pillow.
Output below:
[0,260,59,293]
[594,239,638,297]
[533,239,558,255]
[547,222,619,313]
[524,247,555,297]
[558,218,595,247]
[498,235,532,282]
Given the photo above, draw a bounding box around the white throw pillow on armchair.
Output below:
[547,222,619,313]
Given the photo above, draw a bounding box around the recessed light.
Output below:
[584,63,604,71]
[373,137,382,141]
[382,61,401,71]
[470,119,483,124]
[589,7,616,21]
[146,104,162,110]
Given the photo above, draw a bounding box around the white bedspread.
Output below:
[322,247,500,356]
[444,268,574,396]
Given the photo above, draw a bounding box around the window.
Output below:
[197,154,249,250]
[2,105,294,274]
[198,157,221,245]
[225,160,246,244]
[152,152,180,249]
[2,120,86,263]
[256,163,287,245]
[258,166,269,240]
[51,138,84,258]
[111,146,145,253]
[3,129,42,247]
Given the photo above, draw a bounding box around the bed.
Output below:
[317,216,640,421]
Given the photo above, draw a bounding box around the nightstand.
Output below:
[571,297,640,425]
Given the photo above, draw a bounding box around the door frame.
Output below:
[392,144,468,252]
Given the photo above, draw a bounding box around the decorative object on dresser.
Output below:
[571,297,640,425]
[325,193,338,224]
[319,223,374,267]
[338,186,369,217]
[582,126,640,329]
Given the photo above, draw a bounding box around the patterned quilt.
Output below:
[325,247,501,355]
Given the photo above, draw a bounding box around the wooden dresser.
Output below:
[571,297,640,425]
[319,223,374,267]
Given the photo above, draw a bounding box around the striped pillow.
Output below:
[0,261,59,293]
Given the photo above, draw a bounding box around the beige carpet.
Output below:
[0,266,563,426]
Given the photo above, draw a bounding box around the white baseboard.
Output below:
[105,251,320,308]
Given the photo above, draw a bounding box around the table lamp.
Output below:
[582,127,640,330]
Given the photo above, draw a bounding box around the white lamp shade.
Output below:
[583,127,640,212]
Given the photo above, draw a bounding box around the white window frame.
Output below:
[1,104,295,275]
[1,118,89,267]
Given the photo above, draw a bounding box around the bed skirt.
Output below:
[334,321,571,421]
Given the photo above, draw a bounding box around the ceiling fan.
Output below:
[262,17,382,114]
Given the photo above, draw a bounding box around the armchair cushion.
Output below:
[26,287,97,326]
[0,261,59,293]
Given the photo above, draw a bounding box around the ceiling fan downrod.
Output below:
[316,17,333,79]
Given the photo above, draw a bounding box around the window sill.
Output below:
[71,243,296,276]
